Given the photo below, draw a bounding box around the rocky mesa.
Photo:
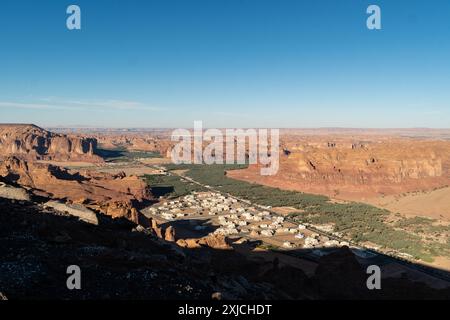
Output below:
[0,124,102,162]
[229,136,450,200]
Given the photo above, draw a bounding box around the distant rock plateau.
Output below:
[0,124,102,162]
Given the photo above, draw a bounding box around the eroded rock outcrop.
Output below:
[164,226,176,242]
[150,218,163,238]
[44,201,99,225]
[228,137,450,199]
[0,156,151,221]
[0,182,31,201]
[0,124,102,162]
[177,234,232,250]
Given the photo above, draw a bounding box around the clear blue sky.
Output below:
[0,0,450,128]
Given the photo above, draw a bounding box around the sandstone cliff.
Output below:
[0,156,151,221]
[228,137,450,199]
[0,124,102,162]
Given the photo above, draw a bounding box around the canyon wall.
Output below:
[0,156,151,221]
[0,124,102,162]
[229,137,450,199]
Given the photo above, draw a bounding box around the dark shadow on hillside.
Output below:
[159,218,219,239]
[229,238,263,248]
[49,167,87,182]
[150,186,175,198]
[1,196,450,300]
[0,173,21,185]
[95,148,127,160]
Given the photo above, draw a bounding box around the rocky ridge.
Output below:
[0,156,149,221]
[230,136,450,199]
[0,124,102,162]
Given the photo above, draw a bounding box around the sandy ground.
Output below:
[37,160,165,177]
[171,169,189,176]
[0,183,30,201]
[367,187,450,221]
[138,157,173,165]
[271,207,302,216]
[93,165,163,176]
[423,256,450,273]
[36,160,99,168]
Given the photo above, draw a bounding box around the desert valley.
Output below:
[2,0,450,309]
[1,123,450,300]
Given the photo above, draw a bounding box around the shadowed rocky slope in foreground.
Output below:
[1,196,450,300]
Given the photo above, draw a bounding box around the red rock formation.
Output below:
[176,234,232,250]
[164,226,176,242]
[0,156,151,221]
[228,136,450,199]
[0,124,102,162]
[91,133,173,156]
[151,218,163,238]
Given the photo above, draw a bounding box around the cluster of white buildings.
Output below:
[303,233,349,249]
[145,192,240,220]
[145,191,351,251]
[214,209,295,237]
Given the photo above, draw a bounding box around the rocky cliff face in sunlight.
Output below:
[0,156,150,221]
[0,124,102,162]
[228,136,450,199]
